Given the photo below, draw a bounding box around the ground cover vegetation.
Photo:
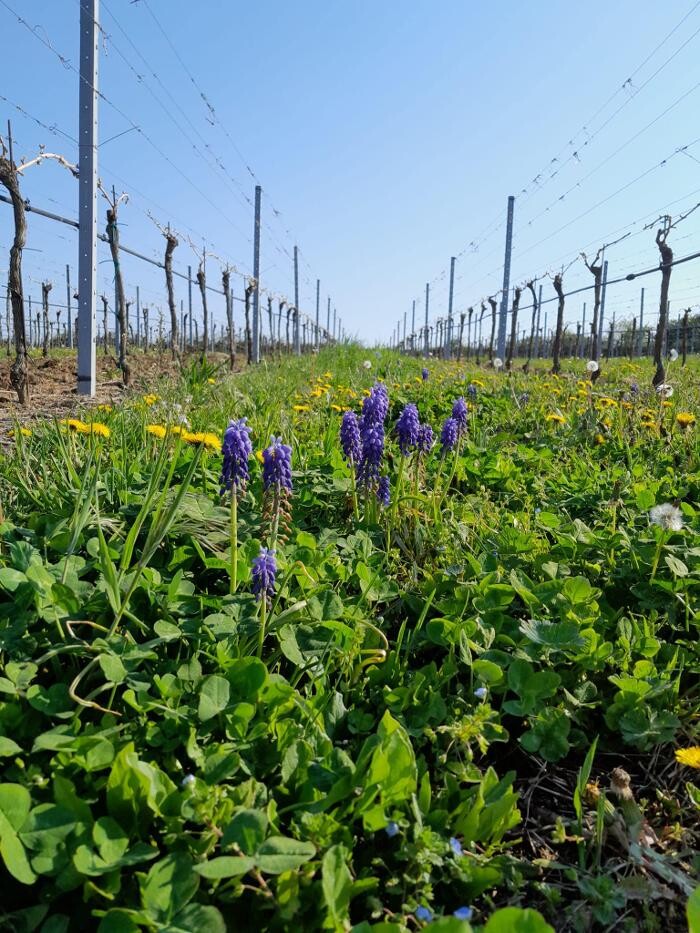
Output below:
[0,348,698,932]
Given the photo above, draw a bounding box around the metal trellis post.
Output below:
[77,0,99,395]
[496,196,515,361]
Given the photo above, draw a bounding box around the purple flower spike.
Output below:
[452,397,468,433]
[422,368,429,381]
[440,416,459,454]
[262,436,292,492]
[377,476,390,507]
[220,418,253,494]
[361,382,389,426]
[340,410,361,464]
[357,422,385,484]
[395,403,420,455]
[252,547,276,603]
[417,423,434,454]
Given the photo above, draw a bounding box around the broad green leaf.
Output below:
[193,856,255,879]
[688,886,700,933]
[140,852,198,922]
[322,844,352,928]
[0,736,22,757]
[484,907,553,932]
[0,784,32,831]
[198,675,230,721]
[255,836,316,874]
[221,809,267,855]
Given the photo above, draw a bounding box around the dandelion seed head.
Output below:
[649,502,683,532]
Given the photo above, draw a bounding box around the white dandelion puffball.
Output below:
[669,349,679,362]
[586,360,599,373]
[493,357,503,369]
[655,383,673,398]
[649,502,683,532]
[363,360,372,370]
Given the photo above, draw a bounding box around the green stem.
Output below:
[230,490,238,594]
[257,597,268,658]
[650,533,665,582]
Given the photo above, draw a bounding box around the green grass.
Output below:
[0,348,698,932]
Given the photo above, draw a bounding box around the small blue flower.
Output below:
[251,547,277,604]
[449,836,463,856]
[181,773,196,787]
[396,403,420,455]
[474,686,488,700]
[440,416,459,454]
[534,507,541,515]
[415,905,433,922]
[451,397,468,433]
[385,820,399,837]
[377,476,390,507]
[454,906,473,921]
[340,410,361,464]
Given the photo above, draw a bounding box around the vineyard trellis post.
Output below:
[315,278,320,349]
[293,245,300,356]
[497,195,515,361]
[598,258,608,354]
[423,283,429,357]
[445,256,455,359]
[77,0,99,396]
[136,285,140,349]
[65,265,72,349]
[637,288,645,357]
[252,184,261,363]
[580,303,586,358]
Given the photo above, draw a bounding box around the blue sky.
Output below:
[1,0,700,345]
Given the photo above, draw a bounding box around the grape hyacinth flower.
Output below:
[451,397,468,434]
[220,418,253,494]
[340,410,361,465]
[262,436,293,492]
[417,423,434,454]
[357,421,385,484]
[467,383,477,399]
[252,547,277,604]
[262,437,293,548]
[377,476,390,507]
[440,416,459,454]
[395,403,420,454]
[421,367,429,381]
[221,417,253,595]
[361,381,389,426]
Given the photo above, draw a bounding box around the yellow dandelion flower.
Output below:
[310,388,323,398]
[331,404,343,412]
[207,378,216,385]
[323,371,333,379]
[621,401,632,410]
[60,418,90,434]
[471,379,485,388]
[7,427,32,438]
[676,412,696,428]
[143,394,159,406]
[97,404,112,413]
[594,433,605,445]
[293,405,310,412]
[641,420,657,430]
[182,431,221,452]
[170,425,184,436]
[545,413,566,424]
[362,388,372,397]
[146,424,167,440]
[675,747,700,769]
[663,400,673,408]
[256,449,264,464]
[88,422,111,438]
[597,397,617,408]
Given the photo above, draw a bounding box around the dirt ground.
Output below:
[0,349,234,439]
